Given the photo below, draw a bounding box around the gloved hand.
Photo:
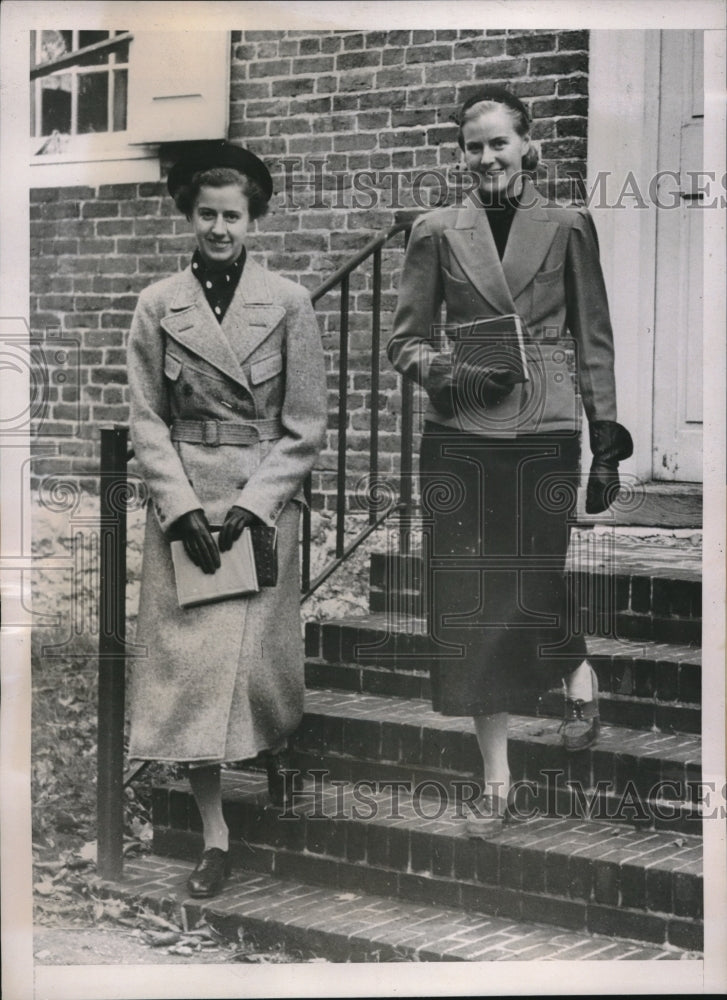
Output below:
[425,354,521,417]
[172,508,220,575]
[586,420,634,514]
[218,505,260,553]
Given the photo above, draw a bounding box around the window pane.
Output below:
[77,72,109,133]
[113,40,130,64]
[40,73,71,135]
[113,69,128,131]
[79,30,110,64]
[39,30,71,65]
[31,79,36,135]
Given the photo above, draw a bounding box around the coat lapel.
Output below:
[160,258,286,387]
[221,257,286,365]
[446,203,516,315]
[161,268,248,387]
[501,182,559,302]
[446,180,560,312]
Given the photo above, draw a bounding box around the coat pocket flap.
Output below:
[164,353,183,381]
[250,352,284,385]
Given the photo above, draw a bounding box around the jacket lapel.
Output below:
[161,268,249,388]
[446,180,560,312]
[160,258,286,387]
[446,203,516,315]
[221,257,286,365]
[501,181,559,302]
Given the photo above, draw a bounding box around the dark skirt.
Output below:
[419,421,587,717]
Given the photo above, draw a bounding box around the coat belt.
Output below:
[170,418,283,446]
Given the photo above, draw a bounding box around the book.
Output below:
[449,313,529,383]
[171,529,259,609]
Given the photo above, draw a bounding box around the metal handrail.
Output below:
[301,221,414,598]
[310,222,411,304]
[96,222,415,879]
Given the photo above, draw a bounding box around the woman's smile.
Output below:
[462,105,531,200]
[191,184,250,268]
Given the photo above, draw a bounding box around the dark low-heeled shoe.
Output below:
[464,789,532,836]
[187,848,231,899]
[559,665,600,752]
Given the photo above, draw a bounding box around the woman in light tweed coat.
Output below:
[127,142,326,898]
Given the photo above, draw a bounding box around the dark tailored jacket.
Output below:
[387,178,618,437]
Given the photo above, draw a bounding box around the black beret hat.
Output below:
[167,141,273,201]
[458,86,530,125]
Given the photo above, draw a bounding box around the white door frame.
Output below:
[587,30,663,484]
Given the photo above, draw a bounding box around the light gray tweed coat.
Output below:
[126,256,326,762]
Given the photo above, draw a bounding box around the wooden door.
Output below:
[652,30,703,482]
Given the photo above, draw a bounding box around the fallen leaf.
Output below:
[78,841,97,862]
[167,944,194,956]
[34,881,56,896]
[146,931,180,948]
[140,910,182,933]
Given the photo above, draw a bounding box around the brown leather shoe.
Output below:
[560,665,600,752]
[187,848,231,898]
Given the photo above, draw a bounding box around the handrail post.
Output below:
[97,426,129,881]
[369,248,382,525]
[398,226,414,558]
[302,473,312,593]
[399,378,414,558]
[335,275,350,559]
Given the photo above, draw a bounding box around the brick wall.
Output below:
[30,28,589,508]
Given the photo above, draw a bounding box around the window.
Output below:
[30,30,130,153]
[28,29,231,186]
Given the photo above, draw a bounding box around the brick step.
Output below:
[306,614,701,732]
[151,771,704,951]
[369,553,702,646]
[370,539,703,593]
[99,856,694,961]
[291,689,703,831]
[306,621,701,730]
[307,616,700,690]
[535,690,700,735]
[306,663,699,735]
[306,663,700,736]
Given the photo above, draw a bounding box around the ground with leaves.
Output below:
[30,495,389,964]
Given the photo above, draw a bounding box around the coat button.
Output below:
[182,383,193,397]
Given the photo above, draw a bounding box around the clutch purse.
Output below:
[170,530,259,609]
[248,524,278,587]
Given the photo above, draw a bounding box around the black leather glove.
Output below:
[172,508,220,575]
[426,354,520,417]
[218,505,261,553]
[586,420,634,514]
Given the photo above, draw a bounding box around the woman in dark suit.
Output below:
[388,87,632,827]
[127,142,326,895]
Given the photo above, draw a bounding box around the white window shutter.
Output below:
[127,31,229,144]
